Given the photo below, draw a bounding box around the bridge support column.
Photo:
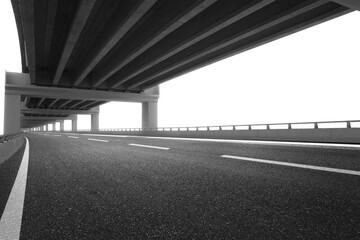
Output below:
[142,101,158,129]
[4,93,21,135]
[142,86,159,130]
[91,113,99,131]
[60,120,65,132]
[72,115,77,132]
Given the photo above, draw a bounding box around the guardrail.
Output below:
[76,120,360,132]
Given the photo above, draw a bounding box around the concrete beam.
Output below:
[80,101,106,109]
[92,0,218,87]
[48,98,60,108]
[20,107,99,115]
[21,116,72,121]
[24,96,31,106]
[110,0,275,89]
[126,0,330,90]
[145,3,352,90]
[68,100,87,109]
[19,0,36,83]
[53,0,97,85]
[58,99,74,108]
[331,0,360,10]
[6,72,159,102]
[42,0,58,68]
[36,98,46,108]
[20,117,72,121]
[73,0,159,87]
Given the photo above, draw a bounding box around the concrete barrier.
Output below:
[80,128,360,144]
[0,137,25,166]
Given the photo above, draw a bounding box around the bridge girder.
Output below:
[6,0,358,133]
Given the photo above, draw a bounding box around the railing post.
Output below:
[288,124,292,129]
[266,124,270,130]
[314,123,318,129]
[347,121,351,128]
[249,125,251,130]
[233,126,235,130]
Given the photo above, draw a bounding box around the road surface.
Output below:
[1,132,360,239]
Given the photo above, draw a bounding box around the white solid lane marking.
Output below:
[88,138,109,142]
[221,155,360,176]
[68,136,79,139]
[129,143,169,150]
[0,137,30,239]
[77,134,360,149]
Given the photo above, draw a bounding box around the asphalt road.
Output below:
[3,132,360,239]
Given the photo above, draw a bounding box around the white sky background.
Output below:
[1,0,359,133]
[158,11,360,127]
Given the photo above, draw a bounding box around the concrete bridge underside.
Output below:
[4,0,360,134]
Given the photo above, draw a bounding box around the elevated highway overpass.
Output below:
[2,1,360,237]
[4,0,360,134]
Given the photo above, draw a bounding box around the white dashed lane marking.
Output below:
[221,155,360,176]
[88,138,109,143]
[129,143,169,150]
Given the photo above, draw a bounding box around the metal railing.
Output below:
[0,132,23,143]
[75,120,360,132]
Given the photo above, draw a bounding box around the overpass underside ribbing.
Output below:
[5,0,359,133]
